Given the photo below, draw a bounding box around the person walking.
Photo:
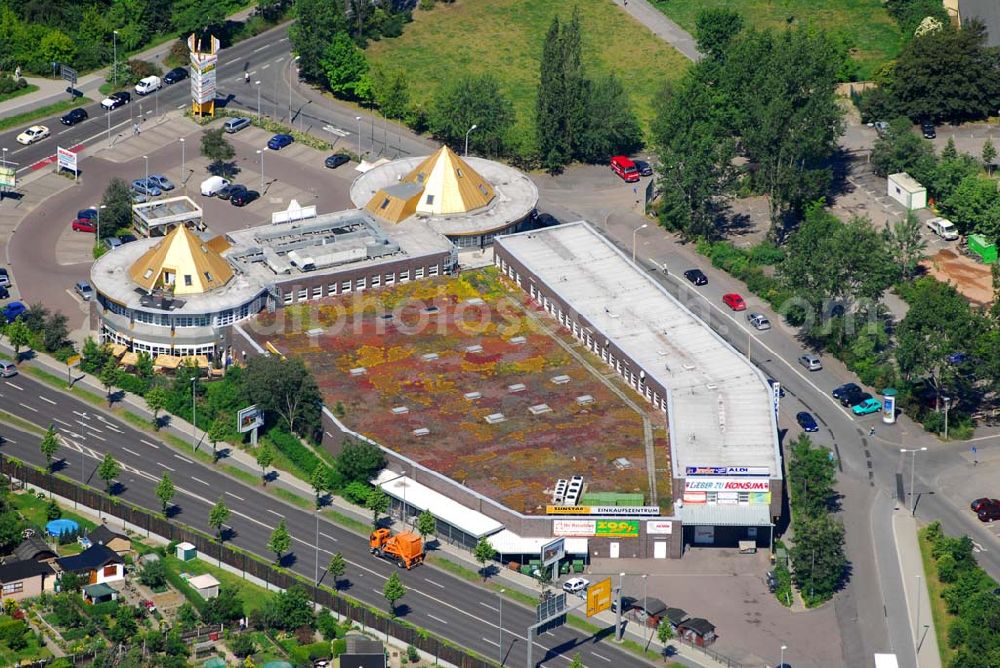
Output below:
[244,71,250,85]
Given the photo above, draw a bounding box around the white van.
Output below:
[135,76,162,96]
[200,176,230,196]
[927,216,958,241]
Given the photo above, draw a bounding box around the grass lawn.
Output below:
[0,83,39,104]
[10,491,97,534]
[917,527,955,667]
[647,0,901,80]
[164,554,275,615]
[366,0,689,142]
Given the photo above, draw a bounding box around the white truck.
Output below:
[926,216,958,241]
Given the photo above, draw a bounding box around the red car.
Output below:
[971,498,1000,513]
[722,293,747,311]
[72,219,96,233]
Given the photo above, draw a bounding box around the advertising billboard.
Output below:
[540,538,565,567]
[552,519,639,538]
[57,146,78,175]
[188,33,220,116]
[545,505,660,516]
[685,466,770,477]
[683,478,770,493]
[0,165,15,189]
[237,405,264,433]
[646,520,673,535]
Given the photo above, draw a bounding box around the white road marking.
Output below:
[18,402,37,412]
[424,578,445,589]
[191,476,210,486]
[261,64,270,70]
[173,454,192,463]
[78,420,101,432]
[72,411,88,418]
[274,57,285,63]
[53,418,71,427]
[481,637,498,647]
[4,382,22,391]
[141,439,159,449]
[253,45,269,53]
[427,614,448,625]
[266,509,283,517]
[86,432,106,442]
[122,447,140,457]
[176,103,186,109]
[319,531,338,542]
[591,652,611,662]
[39,396,56,405]
[156,462,175,471]
[226,492,245,501]
[479,601,498,611]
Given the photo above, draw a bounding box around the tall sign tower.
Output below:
[188,33,220,118]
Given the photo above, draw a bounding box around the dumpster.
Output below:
[968,234,997,264]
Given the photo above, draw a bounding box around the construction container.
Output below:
[968,234,998,264]
[887,173,927,210]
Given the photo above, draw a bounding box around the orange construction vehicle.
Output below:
[369,528,425,569]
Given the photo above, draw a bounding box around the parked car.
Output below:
[224,117,252,134]
[101,91,131,110]
[722,293,746,311]
[163,67,188,84]
[683,269,708,286]
[747,312,771,330]
[0,360,17,377]
[832,383,861,401]
[634,159,654,177]
[104,237,123,251]
[147,174,175,191]
[200,176,230,196]
[796,411,819,432]
[0,268,9,288]
[2,301,26,323]
[562,577,590,595]
[76,208,98,221]
[0,286,8,300]
[119,234,138,244]
[921,121,936,139]
[970,498,1000,513]
[927,217,958,241]
[798,353,822,371]
[60,108,88,126]
[74,281,94,301]
[16,125,49,145]
[72,219,97,233]
[841,389,871,408]
[230,189,259,207]
[979,505,1000,522]
[873,120,889,138]
[324,153,350,169]
[267,133,294,150]
[217,183,242,200]
[131,179,162,196]
[852,397,882,416]
[134,75,162,96]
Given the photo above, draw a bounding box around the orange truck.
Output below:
[369,528,425,569]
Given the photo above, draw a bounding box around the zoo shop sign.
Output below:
[552,519,640,538]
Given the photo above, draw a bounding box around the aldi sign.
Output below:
[685,466,770,476]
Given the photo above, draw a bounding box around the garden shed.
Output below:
[188,573,220,599]
[175,542,196,561]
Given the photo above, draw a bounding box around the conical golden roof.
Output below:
[403,146,495,215]
[129,225,233,295]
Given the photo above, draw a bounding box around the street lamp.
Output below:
[97,204,106,241]
[943,396,952,440]
[142,155,149,196]
[780,644,788,667]
[255,80,261,118]
[632,223,648,263]
[900,447,928,515]
[355,116,362,157]
[642,574,649,643]
[191,377,198,452]
[257,148,266,194]
[615,571,625,642]
[112,30,119,88]
[106,107,112,147]
[288,55,300,121]
[464,123,477,157]
[915,575,922,652]
[498,589,505,665]
[179,138,186,189]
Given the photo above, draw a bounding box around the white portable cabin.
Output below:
[873,654,899,668]
[887,173,927,210]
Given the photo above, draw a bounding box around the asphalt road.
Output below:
[0,23,431,177]
[0,371,655,668]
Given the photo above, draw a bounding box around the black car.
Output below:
[230,189,259,207]
[216,184,242,200]
[60,108,88,126]
[796,411,819,432]
[683,269,708,286]
[119,234,138,244]
[832,383,861,401]
[101,91,131,110]
[634,159,653,177]
[534,213,560,228]
[164,67,188,84]
[324,153,350,169]
[979,505,1000,522]
[839,387,868,408]
[921,121,936,139]
[0,285,8,300]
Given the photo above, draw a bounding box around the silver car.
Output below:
[798,353,822,371]
[747,312,771,330]
[74,281,94,301]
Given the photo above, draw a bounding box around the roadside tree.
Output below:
[5,319,30,363]
[97,453,121,495]
[155,472,175,516]
[255,442,274,486]
[383,572,406,616]
[321,32,369,100]
[146,386,168,430]
[334,439,385,485]
[328,552,346,587]
[416,509,436,540]
[99,178,133,238]
[288,0,348,84]
[267,519,291,563]
[209,497,230,544]
[882,212,927,281]
[39,425,59,473]
[366,487,389,526]
[207,414,228,463]
[473,536,497,581]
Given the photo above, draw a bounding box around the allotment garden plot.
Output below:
[256,270,668,514]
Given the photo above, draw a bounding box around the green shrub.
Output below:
[343,481,372,505]
[331,638,347,657]
[229,633,256,658]
[266,428,323,479]
[0,76,27,95]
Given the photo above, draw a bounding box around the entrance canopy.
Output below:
[373,470,503,539]
[678,504,771,527]
[487,529,588,556]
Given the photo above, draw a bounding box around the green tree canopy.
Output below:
[288,0,348,83]
[200,128,236,177]
[334,439,386,485]
[694,7,744,59]
[241,355,322,439]
[5,318,31,362]
[146,386,168,431]
[255,442,275,486]
[790,514,847,604]
[788,434,836,519]
[321,31,369,100]
[431,74,515,158]
[99,178,133,238]
[870,117,937,180]
[575,74,643,164]
[267,519,291,563]
[155,472,175,516]
[328,552,346,586]
[97,453,120,495]
[939,175,1000,239]
[383,572,406,615]
[208,497,230,543]
[416,509,436,539]
[535,9,586,172]
[473,536,497,581]
[366,487,389,526]
[171,0,227,35]
[39,425,59,473]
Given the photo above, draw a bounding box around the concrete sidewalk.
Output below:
[0,6,260,119]
[891,508,942,668]
[612,0,701,62]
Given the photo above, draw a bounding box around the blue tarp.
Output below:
[46,519,79,537]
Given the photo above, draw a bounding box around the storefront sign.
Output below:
[681,491,706,504]
[553,520,596,536]
[57,146,78,175]
[684,478,770,492]
[748,492,772,505]
[646,520,673,535]
[546,505,660,516]
[595,520,639,538]
[685,466,770,476]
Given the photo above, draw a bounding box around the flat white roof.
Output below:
[373,470,504,538]
[188,574,220,589]
[487,529,587,555]
[495,222,781,478]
